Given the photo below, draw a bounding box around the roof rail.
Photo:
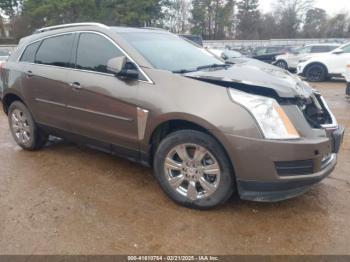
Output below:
[142,27,168,32]
[34,22,109,34]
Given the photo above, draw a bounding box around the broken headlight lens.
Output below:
[228,89,300,140]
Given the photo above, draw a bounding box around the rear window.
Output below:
[35,34,75,67]
[20,41,41,63]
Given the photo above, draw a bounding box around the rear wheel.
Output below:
[275,60,288,70]
[8,101,47,150]
[153,130,235,209]
[305,64,327,82]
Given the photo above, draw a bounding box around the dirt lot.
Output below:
[0,81,349,255]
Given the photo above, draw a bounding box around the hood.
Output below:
[184,58,314,99]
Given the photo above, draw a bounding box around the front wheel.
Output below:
[153,130,235,209]
[275,60,288,70]
[8,101,48,150]
[305,64,327,82]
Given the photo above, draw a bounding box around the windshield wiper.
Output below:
[172,63,230,74]
[196,63,230,71]
[172,69,196,74]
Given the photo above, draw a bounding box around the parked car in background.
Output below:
[1,23,344,209]
[179,34,203,46]
[251,46,295,64]
[208,48,244,61]
[297,42,350,81]
[344,62,350,96]
[274,44,340,71]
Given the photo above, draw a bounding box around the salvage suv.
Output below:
[1,23,345,209]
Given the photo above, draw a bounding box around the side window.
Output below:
[255,48,267,56]
[311,46,330,53]
[341,44,350,53]
[76,33,124,73]
[20,41,41,63]
[298,46,311,54]
[267,47,282,53]
[35,34,75,67]
[328,46,338,52]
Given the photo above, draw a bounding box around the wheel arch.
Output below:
[145,116,236,177]
[2,91,26,115]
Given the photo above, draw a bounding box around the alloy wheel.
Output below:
[11,109,32,144]
[164,143,221,201]
[276,60,288,70]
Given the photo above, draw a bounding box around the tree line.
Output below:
[0,0,350,42]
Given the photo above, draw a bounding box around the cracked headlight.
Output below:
[228,89,300,140]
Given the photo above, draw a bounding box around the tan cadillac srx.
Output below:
[1,23,345,209]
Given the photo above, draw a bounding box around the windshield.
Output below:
[119,32,224,72]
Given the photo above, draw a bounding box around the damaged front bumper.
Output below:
[224,125,344,202]
[219,91,345,202]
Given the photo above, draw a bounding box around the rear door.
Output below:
[20,33,75,129]
[65,32,140,155]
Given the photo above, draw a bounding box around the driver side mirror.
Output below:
[107,56,139,80]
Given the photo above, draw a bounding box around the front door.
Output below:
[65,32,140,155]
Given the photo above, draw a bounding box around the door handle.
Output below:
[70,82,82,90]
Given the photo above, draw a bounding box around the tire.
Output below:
[153,130,235,209]
[275,60,288,70]
[305,64,327,82]
[8,101,48,150]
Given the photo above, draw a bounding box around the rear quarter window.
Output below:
[35,33,75,67]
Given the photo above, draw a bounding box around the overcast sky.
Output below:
[259,0,350,15]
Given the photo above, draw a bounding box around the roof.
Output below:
[34,22,169,35]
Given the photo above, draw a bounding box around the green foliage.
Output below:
[20,0,166,30]
[236,0,260,39]
[191,0,235,40]
[0,0,23,17]
[1,0,350,41]
[303,8,327,37]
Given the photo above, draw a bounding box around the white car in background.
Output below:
[274,43,339,71]
[297,42,350,82]
[208,48,244,60]
[344,62,350,96]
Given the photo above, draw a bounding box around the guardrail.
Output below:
[203,38,350,49]
[0,44,17,50]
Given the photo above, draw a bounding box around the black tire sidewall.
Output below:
[153,130,235,209]
[306,64,326,82]
[8,101,40,150]
[276,60,288,70]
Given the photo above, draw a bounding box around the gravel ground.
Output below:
[0,80,349,255]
